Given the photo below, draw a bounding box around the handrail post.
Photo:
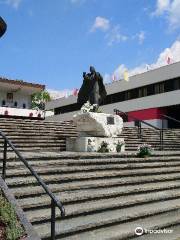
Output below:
[161,119,164,150]
[160,119,164,151]
[2,139,7,180]
[137,120,142,138]
[51,199,56,240]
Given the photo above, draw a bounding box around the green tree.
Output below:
[31,91,51,110]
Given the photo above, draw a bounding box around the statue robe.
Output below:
[77,72,107,106]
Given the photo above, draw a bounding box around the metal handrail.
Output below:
[161,114,180,139]
[0,130,65,240]
[162,114,180,125]
[114,109,164,150]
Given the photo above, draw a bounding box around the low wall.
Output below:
[0,107,44,119]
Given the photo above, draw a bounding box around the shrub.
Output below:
[137,144,153,158]
[0,192,24,240]
[98,141,109,153]
[115,140,125,152]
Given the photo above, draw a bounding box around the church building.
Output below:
[0,77,45,119]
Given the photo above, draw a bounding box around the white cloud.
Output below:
[107,25,128,46]
[168,0,180,29]
[153,0,180,29]
[137,31,145,44]
[154,0,170,15]
[154,39,180,66]
[2,0,22,9]
[113,64,127,80]
[90,16,110,32]
[108,40,180,82]
[48,89,73,100]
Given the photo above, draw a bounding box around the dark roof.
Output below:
[0,77,45,90]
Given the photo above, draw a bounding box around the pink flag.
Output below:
[112,75,116,82]
[73,88,79,96]
[167,56,171,64]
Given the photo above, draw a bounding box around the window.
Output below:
[154,83,164,94]
[14,101,18,107]
[2,100,6,106]
[147,84,154,96]
[23,103,26,109]
[130,89,139,99]
[7,93,13,103]
[125,91,131,100]
[138,87,147,97]
[174,78,180,90]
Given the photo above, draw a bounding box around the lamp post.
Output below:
[0,16,7,38]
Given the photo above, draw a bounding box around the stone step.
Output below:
[0,139,65,144]
[132,224,180,240]
[0,118,72,125]
[4,161,180,177]
[23,185,180,222]
[2,156,180,169]
[33,198,180,239]
[59,211,180,240]
[17,181,180,210]
[5,166,180,187]
[0,144,65,150]
[1,130,76,135]
[0,147,64,153]
[11,174,180,198]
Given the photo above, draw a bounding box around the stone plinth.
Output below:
[66,137,125,153]
[73,112,123,137]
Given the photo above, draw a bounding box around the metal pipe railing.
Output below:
[114,109,164,150]
[0,130,65,240]
[162,114,180,125]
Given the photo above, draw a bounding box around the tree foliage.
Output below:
[31,91,51,110]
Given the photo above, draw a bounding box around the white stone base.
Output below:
[66,137,125,153]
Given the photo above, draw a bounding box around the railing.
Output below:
[0,130,65,240]
[162,114,180,125]
[114,109,164,150]
[161,114,180,138]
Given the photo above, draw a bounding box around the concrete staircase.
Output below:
[0,118,180,239]
[1,151,180,239]
[121,127,180,151]
[0,118,180,152]
[0,118,77,152]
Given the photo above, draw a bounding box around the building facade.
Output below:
[0,77,45,119]
[46,62,180,128]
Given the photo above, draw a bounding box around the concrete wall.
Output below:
[0,107,45,118]
[0,90,32,109]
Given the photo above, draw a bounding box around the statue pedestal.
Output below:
[66,136,125,152]
[73,112,123,137]
[66,112,125,153]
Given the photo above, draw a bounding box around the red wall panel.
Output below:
[128,108,167,121]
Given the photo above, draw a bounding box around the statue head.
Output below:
[0,16,7,38]
[90,66,96,74]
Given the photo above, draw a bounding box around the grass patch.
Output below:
[0,191,24,240]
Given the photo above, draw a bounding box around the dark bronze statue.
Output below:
[78,66,107,108]
[0,16,7,38]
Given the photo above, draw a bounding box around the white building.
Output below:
[0,77,45,119]
[45,62,180,128]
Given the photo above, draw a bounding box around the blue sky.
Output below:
[0,0,180,98]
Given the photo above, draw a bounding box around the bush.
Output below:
[98,141,109,153]
[137,144,153,158]
[0,192,24,240]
